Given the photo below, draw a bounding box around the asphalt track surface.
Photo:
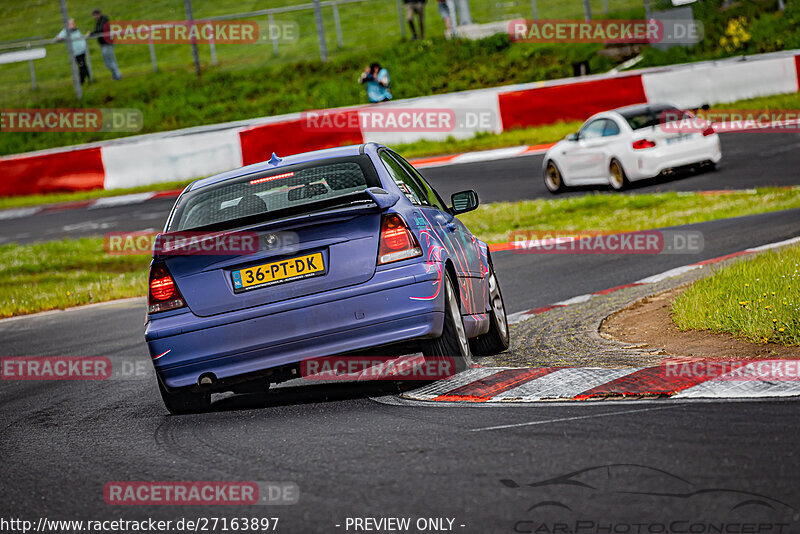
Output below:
[2,209,800,529]
[1,130,799,245]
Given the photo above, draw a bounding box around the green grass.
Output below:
[0,238,150,318]
[457,187,800,244]
[3,188,800,317]
[672,245,800,345]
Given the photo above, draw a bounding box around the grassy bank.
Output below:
[3,188,799,317]
[0,34,612,156]
[672,244,800,345]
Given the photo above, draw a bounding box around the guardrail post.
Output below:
[396,0,406,38]
[85,43,94,82]
[312,0,328,62]
[57,0,82,98]
[148,37,157,72]
[268,13,279,55]
[184,0,202,79]
[207,22,217,66]
[582,0,591,21]
[530,0,538,19]
[27,43,37,90]
[332,3,344,48]
[456,0,471,25]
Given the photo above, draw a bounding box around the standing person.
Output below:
[358,63,391,103]
[437,0,453,38]
[87,8,121,80]
[55,19,90,84]
[403,0,426,40]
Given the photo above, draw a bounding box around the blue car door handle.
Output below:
[445,222,457,232]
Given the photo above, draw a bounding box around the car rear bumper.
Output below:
[145,262,445,389]
[628,134,721,180]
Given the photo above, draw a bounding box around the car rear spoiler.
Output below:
[365,187,400,210]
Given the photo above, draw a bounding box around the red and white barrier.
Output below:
[102,129,243,190]
[641,55,800,109]
[0,147,105,196]
[2,51,798,195]
[498,74,646,130]
[239,111,363,167]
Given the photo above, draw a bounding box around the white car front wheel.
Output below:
[544,160,565,194]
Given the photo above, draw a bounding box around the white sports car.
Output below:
[542,103,722,193]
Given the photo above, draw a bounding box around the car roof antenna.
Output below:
[268,152,282,166]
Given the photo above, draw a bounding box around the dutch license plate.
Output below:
[231,252,325,292]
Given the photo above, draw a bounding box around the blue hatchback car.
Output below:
[145,143,509,413]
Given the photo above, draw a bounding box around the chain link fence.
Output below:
[0,0,648,95]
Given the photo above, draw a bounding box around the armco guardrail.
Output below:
[1,50,798,196]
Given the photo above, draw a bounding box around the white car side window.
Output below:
[603,120,621,137]
[580,120,606,140]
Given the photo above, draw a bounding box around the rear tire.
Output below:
[157,379,211,414]
[423,275,472,375]
[470,262,510,356]
[609,159,628,191]
[544,160,565,194]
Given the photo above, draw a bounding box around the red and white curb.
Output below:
[410,143,554,169]
[402,361,800,402]
[399,235,800,403]
[504,235,800,326]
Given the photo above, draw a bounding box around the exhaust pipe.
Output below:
[198,373,216,387]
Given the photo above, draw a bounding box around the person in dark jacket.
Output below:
[87,8,121,80]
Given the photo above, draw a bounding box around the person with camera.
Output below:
[358,63,392,103]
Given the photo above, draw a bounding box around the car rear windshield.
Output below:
[620,106,690,130]
[168,155,380,232]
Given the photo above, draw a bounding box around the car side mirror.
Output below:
[450,190,479,215]
[566,132,579,141]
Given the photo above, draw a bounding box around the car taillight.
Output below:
[632,139,656,150]
[377,213,423,265]
[702,125,715,136]
[148,263,185,314]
